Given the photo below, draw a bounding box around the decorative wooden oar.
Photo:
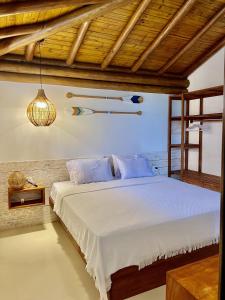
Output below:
[72,107,142,116]
[66,92,143,103]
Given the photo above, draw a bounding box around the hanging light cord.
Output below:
[39,41,43,89]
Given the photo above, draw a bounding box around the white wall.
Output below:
[188,48,224,176]
[0,81,168,162]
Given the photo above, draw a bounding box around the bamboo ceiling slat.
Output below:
[199,29,225,45]
[36,45,69,60]
[10,23,80,59]
[28,1,141,64]
[46,33,78,43]
[11,46,25,56]
[0,6,78,28]
[159,15,225,72]
[142,37,217,71]
[143,44,214,72]
[141,0,225,72]
[157,5,225,74]
[151,0,185,10]
[70,1,140,64]
[170,30,225,73]
[110,1,182,68]
[198,0,225,9]
[168,11,219,38]
[142,1,184,20]
[40,42,71,52]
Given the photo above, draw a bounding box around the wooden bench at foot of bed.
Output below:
[49,197,219,300]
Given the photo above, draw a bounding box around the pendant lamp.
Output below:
[27,41,56,126]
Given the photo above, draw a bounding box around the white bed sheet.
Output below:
[51,181,75,203]
[51,176,220,300]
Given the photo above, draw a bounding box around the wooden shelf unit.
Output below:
[171,113,222,122]
[168,85,223,188]
[8,185,45,209]
[169,144,200,149]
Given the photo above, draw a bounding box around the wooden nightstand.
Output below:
[8,185,45,209]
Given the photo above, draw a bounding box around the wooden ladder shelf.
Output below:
[168,85,223,182]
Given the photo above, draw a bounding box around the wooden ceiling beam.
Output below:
[184,35,225,76]
[25,43,37,62]
[159,5,225,74]
[0,0,130,57]
[66,21,91,65]
[0,24,40,40]
[131,0,197,72]
[0,0,108,17]
[0,60,189,89]
[2,53,185,79]
[101,0,152,70]
[0,71,187,94]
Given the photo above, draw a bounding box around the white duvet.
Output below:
[51,176,220,300]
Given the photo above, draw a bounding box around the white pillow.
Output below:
[115,156,154,179]
[112,154,147,178]
[66,158,113,184]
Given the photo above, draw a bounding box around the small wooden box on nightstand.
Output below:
[8,185,45,209]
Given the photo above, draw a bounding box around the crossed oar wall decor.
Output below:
[66,92,143,117]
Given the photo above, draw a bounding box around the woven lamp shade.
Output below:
[8,171,26,190]
[27,89,56,126]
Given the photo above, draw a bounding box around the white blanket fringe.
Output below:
[138,237,219,270]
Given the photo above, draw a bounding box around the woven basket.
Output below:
[8,171,26,190]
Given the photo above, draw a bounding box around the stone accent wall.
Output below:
[0,152,179,231]
[0,160,69,231]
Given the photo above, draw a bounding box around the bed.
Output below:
[50,175,220,300]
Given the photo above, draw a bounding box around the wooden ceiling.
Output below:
[0,0,224,94]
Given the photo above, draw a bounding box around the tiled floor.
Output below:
[0,222,165,300]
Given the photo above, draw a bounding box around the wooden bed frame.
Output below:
[49,197,219,300]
